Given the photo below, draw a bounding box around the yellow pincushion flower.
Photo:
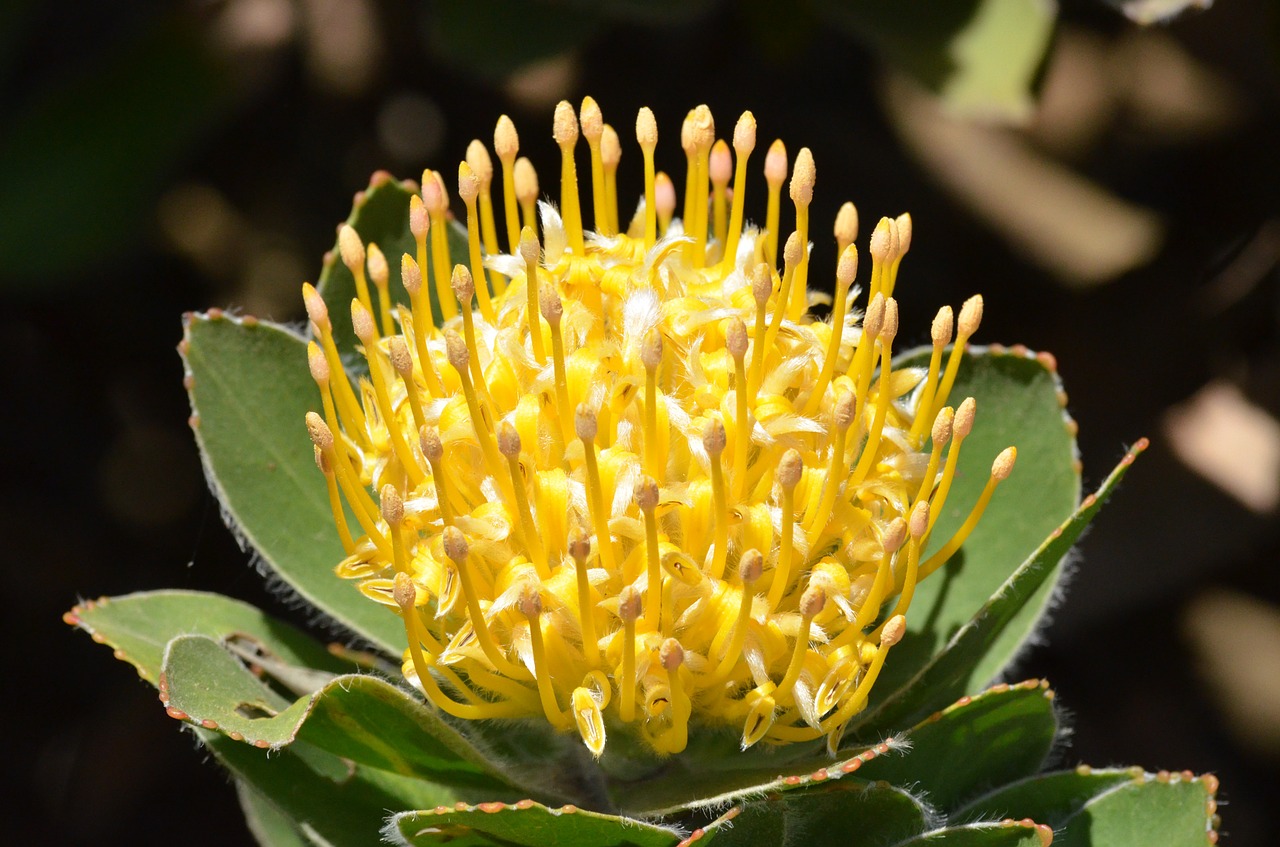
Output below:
[301,98,1015,759]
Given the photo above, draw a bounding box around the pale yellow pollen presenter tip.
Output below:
[309,97,1016,759]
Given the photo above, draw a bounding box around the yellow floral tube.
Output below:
[304,98,1015,758]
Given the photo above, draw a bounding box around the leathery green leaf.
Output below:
[386,799,681,847]
[886,821,1053,847]
[693,780,929,847]
[182,312,403,651]
[65,589,348,685]
[855,680,1057,811]
[201,726,455,847]
[957,767,1220,847]
[160,634,550,799]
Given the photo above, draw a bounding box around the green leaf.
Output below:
[885,821,1052,847]
[65,589,348,685]
[236,780,310,847]
[814,0,1055,122]
[854,348,1087,733]
[315,176,469,356]
[386,799,682,847]
[694,781,929,847]
[854,426,1145,735]
[855,680,1057,811]
[201,726,455,847]
[160,633,541,799]
[957,768,1219,847]
[614,731,904,818]
[182,312,403,651]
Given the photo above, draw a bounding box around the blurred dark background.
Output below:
[4,0,1278,843]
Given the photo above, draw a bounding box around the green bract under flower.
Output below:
[301,98,1014,758]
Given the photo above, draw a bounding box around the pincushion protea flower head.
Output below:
[301,97,1015,759]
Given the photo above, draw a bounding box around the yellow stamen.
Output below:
[467,139,505,296]
[656,639,689,754]
[419,426,454,525]
[762,139,787,267]
[709,139,731,250]
[747,263,772,397]
[305,413,386,552]
[494,115,522,253]
[766,449,803,612]
[878,501,929,634]
[314,447,355,553]
[774,586,824,705]
[397,264,444,396]
[518,227,547,365]
[572,681,608,757]
[443,328,510,505]
[835,201,859,254]
[569,527,599,666]
[867,216,895,303]
[911,406,954,521]
[920,447,1016,580]
[443,527,529,679]
[458,162,496,323]
[848,297,899,489]
[726,318,750,502]
[908,305,954,445]
[636,107,658,249]
[931,294,983,422]
[764,232,803,354]
[704,418,730,581]
[388,335,427,435]
[806,391,856,544]
[497,421,548,578]
[720,111,756,272]
[802,243,858,416]
[579,97,609,236]
[380,484,409,574]
[553,101,586,256]
[394,573,526,720]
[680,111,698,234]
[786,148,815,320]
[706,550,763,685]
[601,124,621,235]
[617,586,641,723]
[423,171,458,322]
[451,265,488,393]
[927,397,976,535]
[514,156,539,232]
[848,292,885,410]
[885,212,912,297]
[641,329,664,481]
[688,105,714,267]
[338,225,376,336]
[366,242,395,338]
[303,283,368,437]
[409,194,432,321]
[352,300,423,486]
[635,476,662,631]
[519,587,571,729]
[820,615,905,732]
[576,405,618,577]
[541,286,573,448]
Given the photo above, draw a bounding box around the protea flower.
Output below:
[67,96,1217,847]
[303,98,1014,759]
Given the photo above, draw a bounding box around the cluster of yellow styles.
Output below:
[300,98,1015,758]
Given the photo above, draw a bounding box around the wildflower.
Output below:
[302,98,1015,758]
